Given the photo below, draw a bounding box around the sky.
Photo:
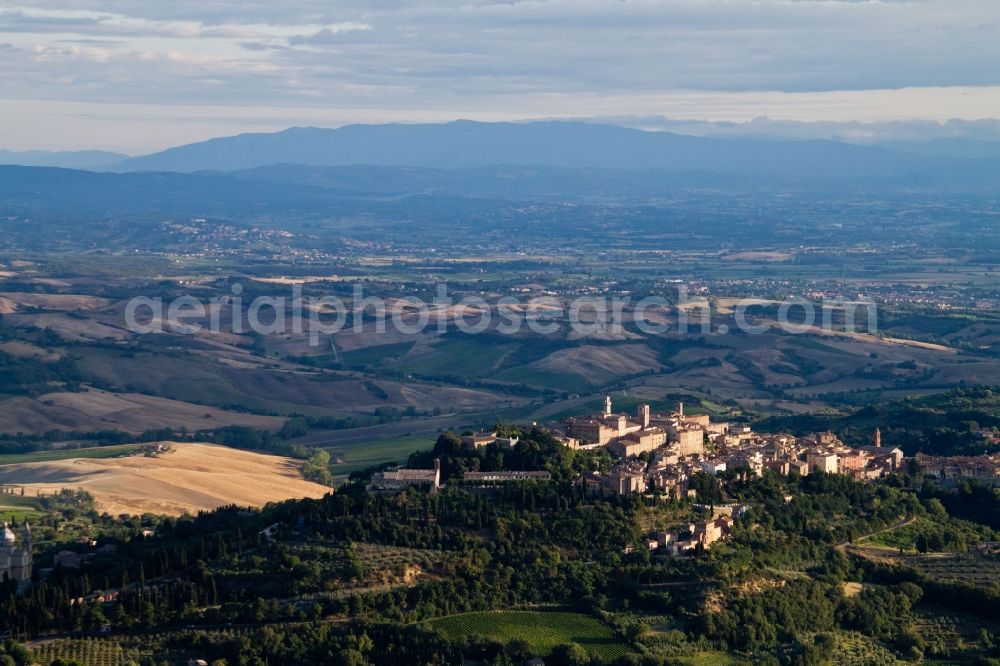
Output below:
[1,0,999,153]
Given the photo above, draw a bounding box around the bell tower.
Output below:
[638,404,650,429]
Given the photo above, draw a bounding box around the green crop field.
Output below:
[0,444,142,466]
[327,434,434,480]
[341,341,416,368]
[428,610,633,662]
[0,493,47,521]
[397,338,510,377]
[493,365,589,391]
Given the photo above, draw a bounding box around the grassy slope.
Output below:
[428,610,633,662]
[0,444,142,465]
[327,434,434,480]
[0,493,47,521]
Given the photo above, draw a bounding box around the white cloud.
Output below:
[0,1,998,149]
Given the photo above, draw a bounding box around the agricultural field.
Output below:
[428,610,634,662]
[395,338,510,377]
[493,364,589,391]
[0,389,284,436]
[340,340,415,368]
[0,493,48,522]
[0,443,141,466]
[29,638,156,666]
[325,434,437,480]
[0,442,330,516]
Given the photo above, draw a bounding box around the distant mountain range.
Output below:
[1,121,998,224]
[0,149,128,169]
[104,121,999,182]
[1,122,999,185]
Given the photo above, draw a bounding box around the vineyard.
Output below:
[29,628,261,665]
[30,638,154,666]
[428,610,633,662]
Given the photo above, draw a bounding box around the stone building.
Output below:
[369,460,442,492]
[806,452,839,474]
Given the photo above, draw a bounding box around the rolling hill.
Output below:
[0,442,330,516]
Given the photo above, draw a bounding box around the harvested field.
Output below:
[0,389,284,435]
[0,292,113,310]
[0,442,330,516]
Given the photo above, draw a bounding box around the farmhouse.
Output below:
[369,460,442,492]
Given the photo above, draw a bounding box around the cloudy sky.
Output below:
[1,0,999,153]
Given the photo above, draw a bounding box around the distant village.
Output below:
[369,396,1000,556]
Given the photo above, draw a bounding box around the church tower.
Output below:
[1,522,32,586]
[638,403,650,429]
[604,395,612,416]
[874,427,881,448]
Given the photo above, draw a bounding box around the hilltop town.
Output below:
[560,397,907,498]
[371,395,1000,557]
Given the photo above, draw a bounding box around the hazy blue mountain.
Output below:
[0,149,129,169]
[875,138,1000,160]
[110,121,996,181]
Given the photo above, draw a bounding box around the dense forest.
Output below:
[756,386,1000,455]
